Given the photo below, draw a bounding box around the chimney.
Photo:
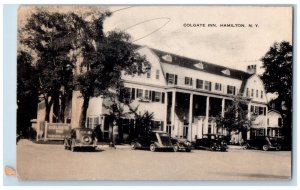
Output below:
[247,64,257,74]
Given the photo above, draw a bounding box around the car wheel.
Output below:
[262,145,269,151]
[71,140,76,152]
[64,139,69,150]
[131,142,136,150]
[276,145,282,151]
[210,145,215,151]
[173,144,179,152]
[150,144,156,152]
[186,149,191,152]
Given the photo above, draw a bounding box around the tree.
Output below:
[261,41,292,140]
[17,51,39,137]
[216,96,252,142]
[76,14,150,127]
[20,10,82,122]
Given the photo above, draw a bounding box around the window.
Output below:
[156,70,160,79]
[256,90,258,98]
[87,117,99,129]
[261,90,264,99]
[215,83,222,91]
[185,77,193,86]
[246,88,249,97]
[204,81,212,91]
[137,89,143,98]
[147,69,151,78]
[259,107,264,115]
[166,73,177,85]
[251,89,254,97]
[144,90,150,99]
[227,85,235,95]
[154,92,161,102]
[196,79,203,89]
[251,105,254,113]
[278,118,282,126]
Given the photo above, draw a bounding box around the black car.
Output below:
[64,128,98,152]
[131,131,174,152]
[171,137,192,152]
[194,134,227,151]
[244,136,281,151]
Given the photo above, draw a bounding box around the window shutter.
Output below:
[162,92,165,103]
[149,91,152,100]
[209,82,211,91]
[233,87,236,95]
[175,75,178,85]
[191,78,193,86]
[131,88,135,100]
[166,73,169,83]
[196,79,199,88]
[152,91,155,102]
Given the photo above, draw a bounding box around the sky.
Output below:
[18,6,293,101]
[103,6,293,74]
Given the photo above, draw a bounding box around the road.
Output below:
[16,139,291,180]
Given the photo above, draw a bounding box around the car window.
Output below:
[158,133,171,144]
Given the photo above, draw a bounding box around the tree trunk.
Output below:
[44,97,53,122]
[52,92,60,123]
[60,93,66,123]
[79,96,90,128]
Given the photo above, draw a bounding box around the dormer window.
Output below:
[162,54,172,62]
[222,69,230,76]
[195,62,204,70]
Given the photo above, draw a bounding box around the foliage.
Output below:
[261,41,292,140]
[20,10,83,122]
[261,41,292,112]
[17,51,39,136]
[215,96,251,133]
[76,13,150,127]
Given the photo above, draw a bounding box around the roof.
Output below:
[149,47,251,81]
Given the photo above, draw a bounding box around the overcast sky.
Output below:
[18,6,292,74]
[103,6,292,74]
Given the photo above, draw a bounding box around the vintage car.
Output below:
[194,134,228,151]
[171,137,192,152]
[244,136,281,151]
[131,131,174,152]
[64,128,97,152]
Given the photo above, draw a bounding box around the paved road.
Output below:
[16,139,291,180]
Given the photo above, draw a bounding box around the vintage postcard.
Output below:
[16,5,293,180]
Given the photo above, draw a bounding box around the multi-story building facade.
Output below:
[71,46,271,143]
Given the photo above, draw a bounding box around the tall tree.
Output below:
[21,10,82,122]
[216,96,252,142]
[17,51,39,137]
[76,14,150,127]
[261,41,292,140]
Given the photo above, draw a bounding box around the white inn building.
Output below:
[72,46,272,143]
[37,45,282,143]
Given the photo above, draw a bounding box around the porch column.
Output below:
[265,106,268,136]
[171,90,176,136]
[247,103,251,140]
[163,91,168,132]
[188,93,193,141]
[221,98,225,117]
[205,96,210,134]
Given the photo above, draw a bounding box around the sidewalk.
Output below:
[227,145,245,150]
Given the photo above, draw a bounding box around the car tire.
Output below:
[262,145,269,151]
[210,145,215,151]
[150,144,156,152]
[173,144,179,152]
[276,145,282,151]
[64,139,68,150]
[186,149,191,152]
[131,142,136,150]
[71,140,76,152]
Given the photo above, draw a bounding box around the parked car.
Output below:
[131,131,174,152]
[244,136,281,151]
[194,134,228,151]
[171,137,192,152]
[64,128,97,152]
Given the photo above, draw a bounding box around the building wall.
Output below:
[268,111,282,128]
[243,75,268,104]
[122,47,167,87]
[161,62,243,96]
